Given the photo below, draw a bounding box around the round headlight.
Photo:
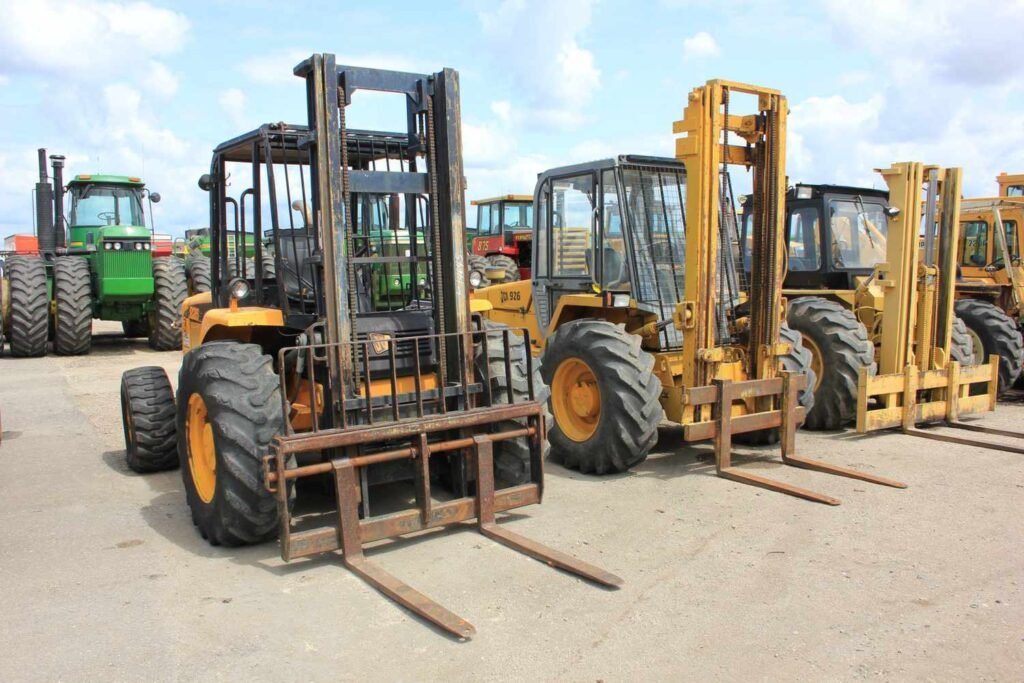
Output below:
[134,242,143,251]
[104,242,112,251]
[468,270,483,288]
[143,242,151,250]
[229,278,250,300]
[392,277,401,287]
[113,242,122,250]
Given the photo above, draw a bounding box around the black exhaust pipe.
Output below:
[50,155,66,249]
[35,148,55,255]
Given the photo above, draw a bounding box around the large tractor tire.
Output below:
[786,296,873,430]
[149,257,187,351]
[954,299,1024,394]
[736,323,817,445]
[186,255,212,294]
[950,316,976,367]
[53,256,94,356]
[0,271,7,354]
[261,252,276,280]
[486,254,520,283]
[473,320,552,486]
[177,342,293,546]
[121,366,178,473]
[467,254,489,289]
[540,320,662,474]
[7,256,49,357]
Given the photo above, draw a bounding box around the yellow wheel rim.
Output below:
[800,335,825,392]
[965,328,984,365]
[551,357,601,442]
[186,393,217,503]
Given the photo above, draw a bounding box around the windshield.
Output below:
[618,164,687,306]
[828,198,887,269]
[503,201,533,229]
[70,184,144,227]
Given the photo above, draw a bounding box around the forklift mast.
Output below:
[297,54,472,409]
[875,163,962,376]
[673,80,787,389]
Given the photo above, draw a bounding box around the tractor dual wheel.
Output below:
[53,256,94,356]
[177,342,293,546]
[486,254,520,283]
[954,299,1024,394]
[473,320,551,486]
[149,257,187,352]
[261,252,276,280]
[541,320,662,475]
[467,254,489,288]
[121,366,178,473]
[7,256,49,357]
[786,296,873,431]
[735,322,817,445]
[186,255,212,294]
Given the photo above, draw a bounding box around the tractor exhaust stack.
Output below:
[35,148,55,256]
[50,154,66,249]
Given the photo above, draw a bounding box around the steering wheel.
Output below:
[97,211,117,224]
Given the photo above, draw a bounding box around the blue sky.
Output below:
[1,0,1022,236]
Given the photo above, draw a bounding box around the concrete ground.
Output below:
[0,321,1022,681]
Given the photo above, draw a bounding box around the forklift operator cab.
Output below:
[741,185,890,290]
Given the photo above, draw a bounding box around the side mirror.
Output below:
[198,174,213,192]
[149,192,161,203]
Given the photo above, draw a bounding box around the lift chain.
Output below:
[425,86,448,386]
[338,95,361,388]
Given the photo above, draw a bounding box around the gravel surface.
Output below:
[1,321,1021,681]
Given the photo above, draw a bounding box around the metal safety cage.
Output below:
[254,53,621,640]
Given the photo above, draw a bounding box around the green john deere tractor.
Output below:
[178,226,265,294]
[4,149,185,356]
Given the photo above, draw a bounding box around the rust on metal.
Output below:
[267,327,621,640]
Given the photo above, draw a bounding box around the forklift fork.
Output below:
[687,372,906,505]
[859,358,1024,454]
[265,404,621,640]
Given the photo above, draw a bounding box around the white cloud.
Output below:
[0,0,188,76]
[0,0,201,236]
[219,88,248,130]
[782,0,1024,197]
[143,60,179,97]
[478,0,601,131]
[825,0,1024,86]
[683,31,720,60]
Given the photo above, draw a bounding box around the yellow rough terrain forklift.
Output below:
[743,168,1023,433]
[854,163,1024,452]
[955,177,1024,384]
[477,80,904,504]
[118,53,620,639]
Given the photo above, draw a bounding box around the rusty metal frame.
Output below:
[683,373,906,505]
[263,395,621,639]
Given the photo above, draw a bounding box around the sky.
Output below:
[1,0,1023,237]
